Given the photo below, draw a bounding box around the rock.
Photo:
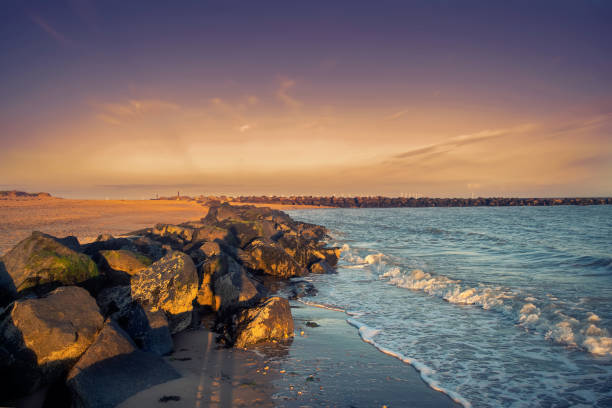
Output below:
[310,259,335,274]
[126,236,166,262]
[82,236,132,257]
[151,224,195,242]
[99,249,152,285]
[54,235,81,252]
[192,225,234,245]
[199,241,222,258]
[277,235,340,268]
[0,286,103,397]
[124,307,173,356]
[96,285,132,319]
[67,321,180,408]
[130,251,198,334]
[316,247,341,267]
[96,286,173,355]
[196,254,262,312]
[185,240,223,264]
[212,256,261,311]
[195,269,214,309]
[243,241,306,278]
[204,202,294,227]
[0,232,99,301]
[286,280,318,300]
[234,297,294,348]
[218,219,278,248]
[298,222,328,241]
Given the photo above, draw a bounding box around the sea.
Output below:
[287,206,612,408]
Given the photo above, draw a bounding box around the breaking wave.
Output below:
[379,266,612,356]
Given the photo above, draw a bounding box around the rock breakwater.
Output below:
[0,202,339,407]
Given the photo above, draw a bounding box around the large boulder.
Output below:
[195,269,215,309]
[130,251,198,333]
[124,307,173,356]
[204,202,295,227]
[96,285,132,319]
[0,232,99,302]
[242,240,306,278]
[212,256,261,311]
[310,259,335,274]
[217,219,279,248]
[151,223,195,242]
[234,297,294,348]
[196,254,262,312]
[277,236,341,268]
[286,280,318,299]
[99,249,151,285]
[192,225,234,245]
[0,286,104,398]
[96,286,173,355]
[67,321,180,408]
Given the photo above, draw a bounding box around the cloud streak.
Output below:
[391,124,535,161]
[384,109,410,121]
[29,15,73,47]
[95,99,180,124]
[276,78,302,108]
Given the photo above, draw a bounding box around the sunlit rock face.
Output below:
[130,251,198,333]
[99,249,151,285]
[0,286,104,397]
[242,240,307,278]
[234,296,294,348]
[0,231,98,303]
[99,249,151,275]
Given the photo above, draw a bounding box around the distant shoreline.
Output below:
[185,195,612,208]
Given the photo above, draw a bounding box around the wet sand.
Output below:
[120,305,459,408]
[0,198,208,255]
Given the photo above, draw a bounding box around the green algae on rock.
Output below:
[0,231,98,300]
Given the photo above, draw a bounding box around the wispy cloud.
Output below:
[384,109,410,121]
[95,99,180,124]
[96,114,121,125]
[276,78,302,108]
[29,15,73,47]
[238,124,252,132]
[391,124,535,161]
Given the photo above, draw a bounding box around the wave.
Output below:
[380,267,612,357]
[339,243,612,356]
[346,317,472,408]
[574,255,612,271]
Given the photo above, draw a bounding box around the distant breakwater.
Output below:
[161,195,612,208]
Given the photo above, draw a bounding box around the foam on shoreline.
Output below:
[297,298,470,407]
[346,317,472,408]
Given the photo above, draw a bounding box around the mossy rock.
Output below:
[99,249,152,275]
[1,231,99,297]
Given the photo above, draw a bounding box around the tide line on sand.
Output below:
[297,298,471,408]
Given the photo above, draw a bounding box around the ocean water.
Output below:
[287,206,612,408]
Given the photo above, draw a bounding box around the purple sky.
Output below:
[1,0,611,198]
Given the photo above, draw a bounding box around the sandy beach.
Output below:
[0,198,208,255]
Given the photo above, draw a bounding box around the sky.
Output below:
[1,0,611,198]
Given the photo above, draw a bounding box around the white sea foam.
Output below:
[379,267,612,356]
[346,318,472,408]
[297,298,346,313]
